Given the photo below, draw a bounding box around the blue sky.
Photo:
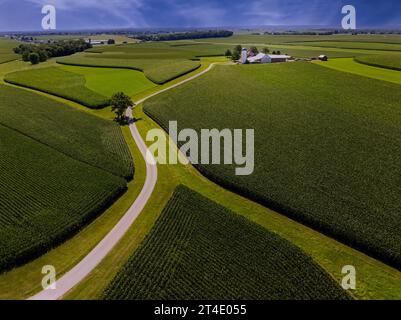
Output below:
[0,0,400,31]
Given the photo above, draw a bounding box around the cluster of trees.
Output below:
[13,39,92,65]
[135,30,233,42]
[226,45,242,61]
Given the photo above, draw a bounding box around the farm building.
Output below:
[248,53,271,64]
[86,39,107,45]
[239,48,291,64]
[246,53,291,64]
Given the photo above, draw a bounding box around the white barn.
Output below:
[86,39,108,45]
[248,53,271,64]
[247,53,291,64]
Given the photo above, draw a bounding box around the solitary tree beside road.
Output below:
[110,92,134,124]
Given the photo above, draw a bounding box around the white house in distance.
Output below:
[240,48,291,64]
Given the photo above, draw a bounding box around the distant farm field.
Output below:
[315,58,401,85]
[0,38,19,54]
[192,34,401,57]
[58,54,201,84]
[103,186,350,300]
[33,34,137,44]
[4,67,109,108]
[0,54,19,64]
[0,85,132,272]
[189,42,367,59]
[0,39,20,64]
[86,41,230,58]
[291,41,401,51]
[196,34,401,45]
[144,62,401,268]
[355,54,401,71]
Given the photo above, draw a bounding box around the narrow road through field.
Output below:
[29,62,218,300]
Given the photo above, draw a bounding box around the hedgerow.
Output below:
[103,186,350,300]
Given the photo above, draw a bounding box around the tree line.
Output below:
[13,39,92,65]
[135,30,233,42]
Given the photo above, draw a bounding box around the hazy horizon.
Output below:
[0,0,400,32]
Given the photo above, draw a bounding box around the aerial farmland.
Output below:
[1,0,401,312]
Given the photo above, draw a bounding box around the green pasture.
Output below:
[59,65,156,97]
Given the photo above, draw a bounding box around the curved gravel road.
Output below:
[29,62,218,300]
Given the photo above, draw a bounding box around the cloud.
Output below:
[242,0,339,26]
[26,0,148,27]
[27,0,142,10]
[2,0,401,31]
[175,3,226,27]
